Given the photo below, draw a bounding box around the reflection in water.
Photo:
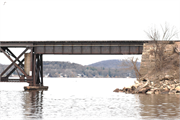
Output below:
[138,94,180,119]
[1,78,180,120]
[40,94,142,119]
[23,90,43,120]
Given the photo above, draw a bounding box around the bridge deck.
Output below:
[0,41,148,54]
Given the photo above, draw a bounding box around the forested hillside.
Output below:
[89,59,141,69]
[43,61,137,78]
[0,60,141,78]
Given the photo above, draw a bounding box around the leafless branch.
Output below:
[120,57,141,79]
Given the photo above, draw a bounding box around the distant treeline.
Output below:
[0,60,141,78]
[43,61,138,78]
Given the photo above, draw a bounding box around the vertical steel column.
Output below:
[32,53,43,86]
[33,53,36,86]
[0,42,1,82]
[40,54,43,86]
[29,48,34,86]
[36,54,40,85]
[30,48,33,74]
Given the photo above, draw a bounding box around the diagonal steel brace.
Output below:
[6,59,25,78]
[6,48,24,68]
[0,47,29,77]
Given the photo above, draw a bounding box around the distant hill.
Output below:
[43,61,135,78]
[88,59,141,69]
[88,59,121,69]
[0,60,141,78]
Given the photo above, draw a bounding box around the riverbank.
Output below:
[114,78,180,94]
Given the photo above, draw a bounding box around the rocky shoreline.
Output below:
[114,41,180,95]
[114,76,180,94]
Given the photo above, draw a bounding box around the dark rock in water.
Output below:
[113,88,123,92]
[131,86,136,91]
[137,87,151,94]
[124,88,132,94]
[113,88,120,92]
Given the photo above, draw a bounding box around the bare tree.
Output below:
[121,57,141,80]
[116,24,179,94]
[144,23,178,41]
[144,23,179,72]
[120,24,178,81]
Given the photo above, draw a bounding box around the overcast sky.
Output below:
[0,0,180,65]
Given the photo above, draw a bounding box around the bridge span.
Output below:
[0,41,147,89]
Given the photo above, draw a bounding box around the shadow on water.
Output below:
[137,94,180,119]
[23,90,44,120]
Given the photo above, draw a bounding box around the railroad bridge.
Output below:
[0,40,158,89]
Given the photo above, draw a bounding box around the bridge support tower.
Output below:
[0,46,48,90]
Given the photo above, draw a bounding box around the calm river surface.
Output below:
[0,78,180,120]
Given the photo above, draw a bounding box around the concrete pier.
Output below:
[24,86,48,90]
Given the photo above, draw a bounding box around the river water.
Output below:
[0,78,180,120]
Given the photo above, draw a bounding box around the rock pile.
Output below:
[114,77,180,94]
